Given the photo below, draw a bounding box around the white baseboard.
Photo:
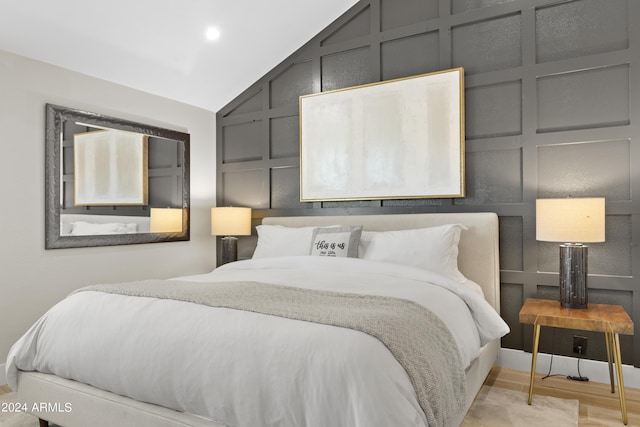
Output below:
[498,348,640,390]
[0,363,6,387]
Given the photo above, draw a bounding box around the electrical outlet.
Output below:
[573,335,588,355]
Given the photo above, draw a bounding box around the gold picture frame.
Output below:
[299,68,465,202]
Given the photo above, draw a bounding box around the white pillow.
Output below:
[359,224,468,282]
[70,221,137,236]
[60,221,74,236]
[252,225,320,258]
[310,226,362,258]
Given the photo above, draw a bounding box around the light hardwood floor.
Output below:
[484,366,640,426]
[1,367,639,426]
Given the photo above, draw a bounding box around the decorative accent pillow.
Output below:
[310,226,363,258]
[358,224,468,282]
[252,225,340,258]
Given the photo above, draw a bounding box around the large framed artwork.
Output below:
[74,129,149,206]
[299,67,464,202]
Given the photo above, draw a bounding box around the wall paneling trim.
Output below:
[216,0,640,367]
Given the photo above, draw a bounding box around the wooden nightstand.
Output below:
[519,298,634,425]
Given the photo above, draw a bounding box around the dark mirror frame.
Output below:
[45,104,190,249]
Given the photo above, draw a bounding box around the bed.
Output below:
[6,212,508,427]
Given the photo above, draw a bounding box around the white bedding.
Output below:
[7,256,508,427]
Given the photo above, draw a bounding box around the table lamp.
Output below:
[150,208,183,233]
[536,198,605,308]
[211,207,252,264]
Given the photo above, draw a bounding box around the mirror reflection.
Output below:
[46,104,190,249]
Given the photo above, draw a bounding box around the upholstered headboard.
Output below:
[263,212,500,312]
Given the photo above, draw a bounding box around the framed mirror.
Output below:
[45,104,190,249]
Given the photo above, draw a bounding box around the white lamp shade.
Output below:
[211,207,252,236]
[536,198,605,243]
[150,208,183,233]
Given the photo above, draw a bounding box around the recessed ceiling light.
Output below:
[205,27,221,41]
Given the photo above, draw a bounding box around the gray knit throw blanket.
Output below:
[75,280,465,426]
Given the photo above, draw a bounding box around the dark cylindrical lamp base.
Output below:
[559,244,588,309]
[221,236,238,265]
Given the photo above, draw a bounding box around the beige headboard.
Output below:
[263,212,500,312]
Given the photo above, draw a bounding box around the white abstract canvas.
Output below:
[74,129,148,205]
[300,68,464,202]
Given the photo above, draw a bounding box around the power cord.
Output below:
[542,329,564,380]
[567,355,589,382]
[540,329,589,382]
[542,353,564,380]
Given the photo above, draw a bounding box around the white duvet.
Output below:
[6,257,509,427]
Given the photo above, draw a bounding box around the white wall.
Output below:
[0,49,217,376]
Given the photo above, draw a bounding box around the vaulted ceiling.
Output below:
[0,0,358,112]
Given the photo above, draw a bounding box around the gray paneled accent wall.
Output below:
[217,0,640,367]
